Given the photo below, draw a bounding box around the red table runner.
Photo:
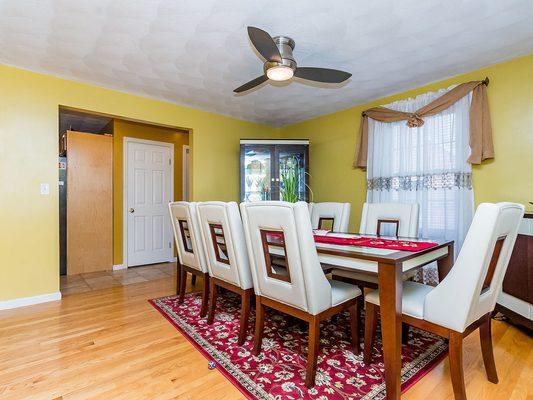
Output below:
[313,234,438,252]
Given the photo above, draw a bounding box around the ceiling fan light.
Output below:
[267,65,294,81]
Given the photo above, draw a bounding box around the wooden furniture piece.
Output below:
[331,202,420,289]
[66,130,113,275]
[169,202,210,317]
[331,203,420,343]
[240,139,309,202]
[363,202,524,400]
[197,202,254,345]
[240,201,362,388]
[268,227,454,399]
[255,295,359,388]
[496,213,533,330]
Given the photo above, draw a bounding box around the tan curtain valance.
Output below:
[354,79,494,169]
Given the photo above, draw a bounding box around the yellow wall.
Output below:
[280,55,533,230]
[112,120,189,265]
[0,64,277,302]
[1,55,531,303]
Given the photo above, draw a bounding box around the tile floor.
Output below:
[60,262,177,295]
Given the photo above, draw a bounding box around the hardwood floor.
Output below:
[0,269,531,400]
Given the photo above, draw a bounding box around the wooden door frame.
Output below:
[182,145,190,201]
[123,137,175,268]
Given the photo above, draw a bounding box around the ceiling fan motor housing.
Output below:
[263,36,296,73]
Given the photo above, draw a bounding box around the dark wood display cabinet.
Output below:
[496,213,533,330]
[240,139,309,202]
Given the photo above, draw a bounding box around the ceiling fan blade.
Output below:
[294,67,352,83]
[247,26,282,63]
[233,75,268,93]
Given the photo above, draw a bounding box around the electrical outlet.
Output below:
[40,183,50,195]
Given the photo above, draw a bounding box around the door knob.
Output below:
[128,208,135,213]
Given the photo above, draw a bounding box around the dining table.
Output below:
[274,231,455,400]
[176,231,454,399]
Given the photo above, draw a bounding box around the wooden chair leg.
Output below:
[176,262,181,295]
[364,302,377,364]
[253,296,265,356]
[479,315,498,384]
[402,323,409,344]
[207,279,217,325]
[305,316,321,388]
[238,289,252,345]
[191,274,197,286]
[357,296,363,325]
[348,299,360,353]
[199,273,209,318]
[449,331,467,400]
[178,268,187,303]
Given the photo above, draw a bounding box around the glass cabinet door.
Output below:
[276,145,309,202]
[241,145,274,202]
[240,141,309,202]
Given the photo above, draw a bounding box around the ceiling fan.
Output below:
[234,26,352,93]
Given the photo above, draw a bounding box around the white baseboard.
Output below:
[0,291,62,311]
[113,264,127,271]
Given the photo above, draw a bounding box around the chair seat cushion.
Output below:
[329,279,362,306]
[332,268,418,284]
[365,281,433,319]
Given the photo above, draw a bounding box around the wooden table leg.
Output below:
[378,262,402,400]
[437,242,454,282]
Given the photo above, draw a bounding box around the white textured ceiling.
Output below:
[1,0,533,126]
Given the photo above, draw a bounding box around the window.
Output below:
[366,86,474,283]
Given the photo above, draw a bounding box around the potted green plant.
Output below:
[280,156,301,203]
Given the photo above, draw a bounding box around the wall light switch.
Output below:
[40,183,50,195]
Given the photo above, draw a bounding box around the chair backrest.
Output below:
[309,202,351,232]
[359,202,419,237]
[168,201,208,272]
[240,201,332,315]
[197,201,253,290]
[424,202,524,332]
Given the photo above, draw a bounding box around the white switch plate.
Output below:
[40,183,50,195]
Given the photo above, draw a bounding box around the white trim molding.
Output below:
[113,264,127,271]
[240,139,309,145]
[0,292,62,311]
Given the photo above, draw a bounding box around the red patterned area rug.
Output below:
[149,292,447,400]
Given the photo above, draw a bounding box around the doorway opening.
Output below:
[58,107,190,294]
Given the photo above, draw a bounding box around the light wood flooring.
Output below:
[0,268,531,399]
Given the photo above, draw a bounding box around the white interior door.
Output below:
[126,140,173,266]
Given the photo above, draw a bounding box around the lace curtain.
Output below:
[366,86,474,284]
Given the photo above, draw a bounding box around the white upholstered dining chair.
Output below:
[197,201,254,345]
[332,202,420,288]
[363,202,524,400]
[309,202,351,232]
[240,201,362,388]
[169,201,210,317]
[359,202,419,237]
